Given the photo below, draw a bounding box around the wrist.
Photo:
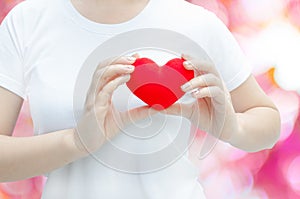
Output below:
[62,128,90,159]
[222,113,244,144]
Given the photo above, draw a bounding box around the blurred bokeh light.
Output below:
[1,0,300,198]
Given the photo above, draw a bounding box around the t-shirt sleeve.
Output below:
[0,3,27,99]
[201,12,253,92]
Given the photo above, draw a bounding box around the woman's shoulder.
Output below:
[6,0,51,14]
[1,0,66,52]
[162,0,222,26]
[3,0,59,24]
[174,0,215,16]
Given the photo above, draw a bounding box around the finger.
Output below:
[164,103,194,119]
[131,53,140,59]
[115,56,137,64]
[121,106,159,124]
[90,63,134,94]
[88,56,136,106]
[91,56,136,89]
[181,73,222,92]
[96,64,134,91]
[102,64,134,80]
[193,85,230,107]
[192,86,223,99]
[182,54,219,76]
[97,56,137,70]
[96,75,131,107]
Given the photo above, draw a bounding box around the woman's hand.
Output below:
[74,55,156,154]
[165,54,238,142]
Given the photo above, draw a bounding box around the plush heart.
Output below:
[126,57,194,110]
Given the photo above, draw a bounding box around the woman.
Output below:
[0,0,280,198]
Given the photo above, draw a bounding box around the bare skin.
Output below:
[71,0,150,24]
[0,55,155,182]
[0,0,280,182]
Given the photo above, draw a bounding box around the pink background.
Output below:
[0,0,300,198]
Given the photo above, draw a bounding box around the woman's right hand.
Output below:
[73,56,156,154]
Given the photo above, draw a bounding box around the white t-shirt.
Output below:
[0,0,252,198]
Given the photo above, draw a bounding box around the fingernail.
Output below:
[126,56,136,62]
[125,65,135,71]
[183,61,193,69]
[181,82,191,92]
[131,53,140,58]
[192,89,200,97]
[121,74,131,82]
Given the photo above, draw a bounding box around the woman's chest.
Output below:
[24,29,110,134]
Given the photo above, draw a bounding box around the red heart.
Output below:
[126,58,194,110]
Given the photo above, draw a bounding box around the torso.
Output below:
[10,0,249,198]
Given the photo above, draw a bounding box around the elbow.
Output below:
[242,132,279,153]
[246,132,280,153]
[246,110,281,153]
[263,124,281,151]
[266,108,281,150]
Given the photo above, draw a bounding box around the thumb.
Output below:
[164,103,193,119]
[121,106,159,124]
[131,53,140,59]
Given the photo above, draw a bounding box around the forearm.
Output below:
[0,129,87,182]
[228,107,281,152]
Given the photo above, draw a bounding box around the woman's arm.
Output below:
[0,55,154,182]
[0,87,85,182]
[228,75,281,152]
[166,56,280,153]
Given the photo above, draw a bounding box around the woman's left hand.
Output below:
[165,54,239,142]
